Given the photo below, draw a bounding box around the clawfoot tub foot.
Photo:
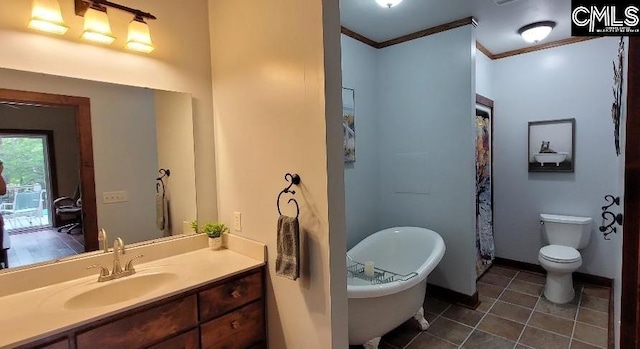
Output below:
[363,337,381,349]
[414,306,430,330]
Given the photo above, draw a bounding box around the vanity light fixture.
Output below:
[81,4,116,44]
[126,16,154,53]
[28,0,69,35]
[74,0,157,52]
[518,21,556,43]
[375,0,403,8]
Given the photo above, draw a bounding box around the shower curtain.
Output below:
[476,109,495,277]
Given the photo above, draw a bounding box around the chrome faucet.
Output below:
[87,237,143,282]
[112,237,124,274]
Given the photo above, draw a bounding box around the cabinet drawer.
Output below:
[201,300,264,349]
[199,271,262,320]
[77,295,197,349]
[148,328,200,349]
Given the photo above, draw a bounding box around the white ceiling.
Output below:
[340,0,572,54]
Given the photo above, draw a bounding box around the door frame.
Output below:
[0,88,98,252]
[621,37,640,348]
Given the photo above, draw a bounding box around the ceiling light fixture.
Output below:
[518,21,556,43]
[375,0,403,8]
[28,0,69,35]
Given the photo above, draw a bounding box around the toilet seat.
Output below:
[539,245,581,264]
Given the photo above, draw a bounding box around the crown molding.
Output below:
[341,18,600,60]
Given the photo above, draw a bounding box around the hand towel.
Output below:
[276,215,300,280]
[156,194,165,230]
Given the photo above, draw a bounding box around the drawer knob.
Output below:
[231,320,241,329]
[230,289,242,298]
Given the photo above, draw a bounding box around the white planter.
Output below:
[208,237,222,250]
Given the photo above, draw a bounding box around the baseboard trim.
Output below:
[493,257,613,288]
[427,283,479,310]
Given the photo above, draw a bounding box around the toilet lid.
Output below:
[539,245,581,263]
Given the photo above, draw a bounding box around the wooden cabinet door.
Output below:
[76,295,197,349]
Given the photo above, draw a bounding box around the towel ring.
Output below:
[277,173,301,218]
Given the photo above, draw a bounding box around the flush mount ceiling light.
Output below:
[28,0,69,35]
[518,21,556,43]
[81,4,116,44]
[375,0,403,8]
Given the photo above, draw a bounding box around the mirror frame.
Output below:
[0,88,98,252]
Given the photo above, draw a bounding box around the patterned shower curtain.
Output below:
[476,110,495,276]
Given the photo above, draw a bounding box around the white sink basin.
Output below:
[61,272,179,310]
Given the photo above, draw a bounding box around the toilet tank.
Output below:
[540,214,593,249]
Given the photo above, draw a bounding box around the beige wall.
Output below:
[0,0,217,224]
[209,0,347,347]
[154,90,197,235]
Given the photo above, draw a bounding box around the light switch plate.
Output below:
[103,191,128,204]
[233,211,242,232]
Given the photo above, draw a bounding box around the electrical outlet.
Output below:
[233,211,242,232]
[103,191,128,204]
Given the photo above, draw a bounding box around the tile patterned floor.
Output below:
[350,266,610,349]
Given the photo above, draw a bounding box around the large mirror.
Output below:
[0,67,197,270]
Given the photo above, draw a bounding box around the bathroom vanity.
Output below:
[0,234,267,349]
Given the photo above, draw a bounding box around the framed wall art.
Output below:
[342,87,355,162]
[528,118,575,173]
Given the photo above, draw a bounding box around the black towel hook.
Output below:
[277,173,301,218]
[156,168,171,195]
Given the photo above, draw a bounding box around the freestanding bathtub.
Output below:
[347,227,445,349]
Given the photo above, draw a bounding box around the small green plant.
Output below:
[190,220,199,233]
[201,222,228,238]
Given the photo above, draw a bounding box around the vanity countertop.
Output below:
[0,241,265,348]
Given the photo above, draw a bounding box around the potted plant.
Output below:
[202,222,228,250]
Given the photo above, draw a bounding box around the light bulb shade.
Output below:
[81,7,115,44]
[375,0,403,8]
[126,19,155,53]
[28,0,68,35]
[518,21,556,43]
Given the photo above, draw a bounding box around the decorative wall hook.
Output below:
[156,168,170,195]
[599,195,623,240]
[276,173,301,218]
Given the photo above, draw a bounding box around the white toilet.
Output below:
[538,214,593,304]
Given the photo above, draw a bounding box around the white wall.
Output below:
[375,26,477,296]
[341,35,380,249]
[209,0,347,348]
[476,50,494,99]
[0,105,79,200]
[492,38,623,281]
[0,0,217,225]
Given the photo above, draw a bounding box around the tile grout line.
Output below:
[457,270,519,348]
[512,271,543,348]
[569,285,585,348]
[401,304,450,349]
